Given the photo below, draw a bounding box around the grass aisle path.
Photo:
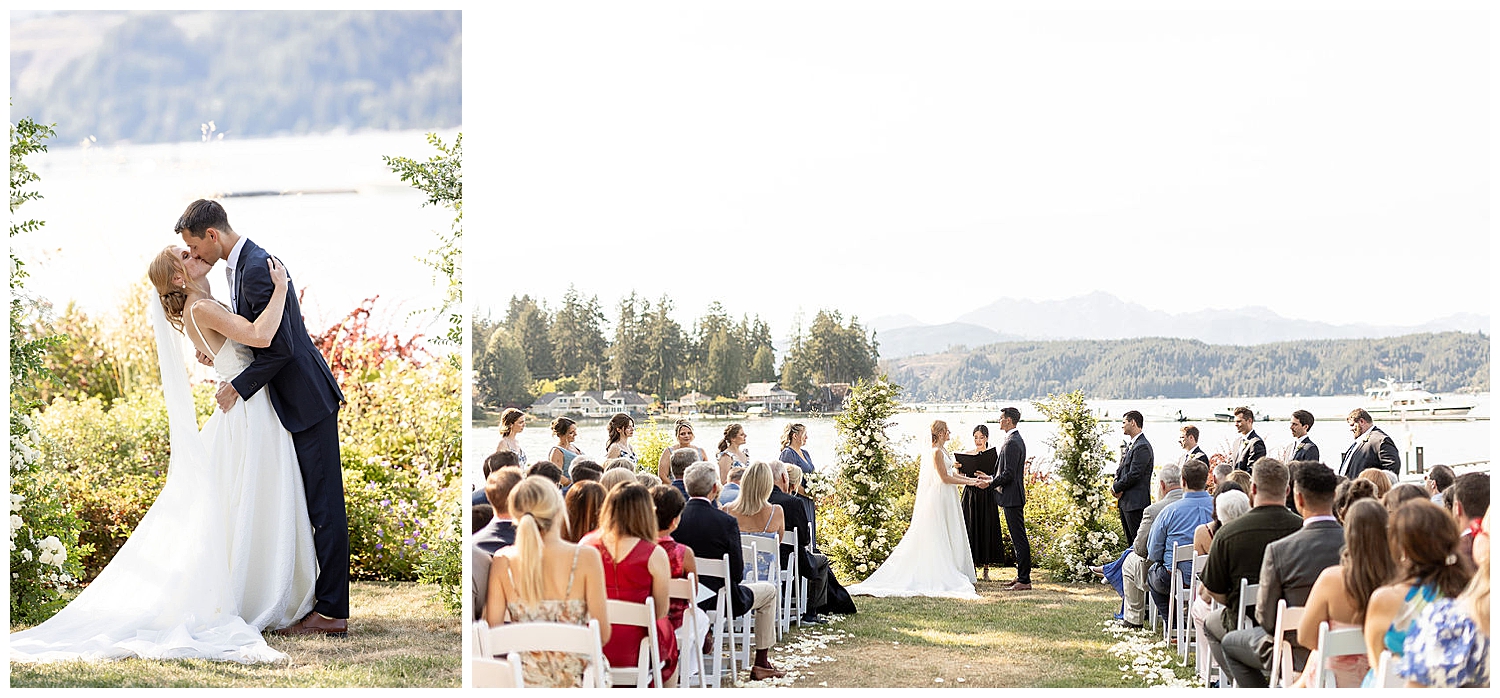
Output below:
[10,581,460,688]
[775,570,1143,688]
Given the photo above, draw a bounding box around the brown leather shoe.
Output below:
[272,612,349,638]
[1004,582,1033,591]
[749,665,786,681]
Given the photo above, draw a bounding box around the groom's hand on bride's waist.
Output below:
[216,381,240,412]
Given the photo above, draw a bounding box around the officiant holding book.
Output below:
[959,424,1004,580]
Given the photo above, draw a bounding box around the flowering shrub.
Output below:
[631,418,674,477]
[416,511,464,613]
[1033,390,1120,582]
[817,377,914,581]
[344,456,457,580]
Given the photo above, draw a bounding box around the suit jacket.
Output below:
[229,239,344,434]
[1182,446,1209,467]
[671,479,689,499]
[472,546,491,621]
[1256,519,1345,668]
[770,488,816,578]
[1232,430,1267,472]
[473,519,517,556]
[993,430,1027,508]
[672,498,753,616]
[1132,487,1184,559]
[1340,427,1400,480]
[1289,438,1320,463]
[1113,434,1154,512]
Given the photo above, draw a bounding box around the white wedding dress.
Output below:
[9,298,317,663]
[846,448,979,599]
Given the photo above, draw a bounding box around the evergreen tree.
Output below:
[640,295,686,400]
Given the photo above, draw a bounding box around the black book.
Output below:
[954,448,998,477]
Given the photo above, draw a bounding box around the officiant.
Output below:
[960,425,1004,580]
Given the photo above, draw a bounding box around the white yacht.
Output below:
[1362,378,1476,418]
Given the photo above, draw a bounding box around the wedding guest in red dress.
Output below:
[582,482,680,686]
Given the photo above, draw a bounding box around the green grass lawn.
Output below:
[774,569,1152,688]
[10,581,459,688]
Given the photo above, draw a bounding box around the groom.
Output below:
[992,407,1032,590]
[176,199,351,637]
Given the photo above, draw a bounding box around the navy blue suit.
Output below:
[994,430,1032,584]
[672,498,753,616]
[1113,434,1155,549]
[230,239,349,619]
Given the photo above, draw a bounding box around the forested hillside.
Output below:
[884,332,1489,400]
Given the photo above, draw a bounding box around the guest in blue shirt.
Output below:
[719,466,746,508]
[1146,458,1215,618]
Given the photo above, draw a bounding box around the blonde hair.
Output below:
[147,246,189,332]
[507,476,566,604]
[727,461,775,517]
[780,423,806,450]
[785,464,803,490]
[599,467,636,492]
[930,420,949,446]
[1459,509,1489,635]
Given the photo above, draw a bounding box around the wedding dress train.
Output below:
[9,299,316,663]
[846,448,979,599]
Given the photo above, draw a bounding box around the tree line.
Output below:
[472,289,880,411]
[884,332,1490,401]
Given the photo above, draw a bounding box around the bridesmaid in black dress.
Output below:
[962,425,1006,580]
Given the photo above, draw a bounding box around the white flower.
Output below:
[22,548,34,562]
[10,514,23,532]
[38,551,52,566]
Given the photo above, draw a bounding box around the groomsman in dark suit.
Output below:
[992,407,1032,590]
[1112,411,1154,549]
[1177,424,1210,466]
[1339,408,1401,480]
[1230,407,1267,473]
[1288,410,1320,462]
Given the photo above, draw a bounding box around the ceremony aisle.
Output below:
[9,581,460,688]
[771,570,1178,688]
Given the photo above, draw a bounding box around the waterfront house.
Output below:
[739,382,799,413]
[667,391,712,415]
[529,389,652,419]
[808,382,852,412]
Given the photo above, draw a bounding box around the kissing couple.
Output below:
[11,199,350,663]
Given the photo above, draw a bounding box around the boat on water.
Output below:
[1361,378,1476,419]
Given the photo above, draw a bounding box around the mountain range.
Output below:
[871,292,1489,359]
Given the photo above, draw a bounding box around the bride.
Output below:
[847,420,990,600]
[9,246,317,663]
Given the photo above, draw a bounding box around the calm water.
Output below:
[466,394,1491,489]
[14,129,459,343]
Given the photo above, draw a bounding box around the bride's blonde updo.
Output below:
[147,247,188,332]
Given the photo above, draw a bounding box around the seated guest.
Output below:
[1200,458,1304,683]
[1424,464,1456,505]
[471,503,494,535]
[1334,478,1379,523]
[1223,469,1252,493]
[1145,459,1214,622]
[1190,487,1251,656]
[473,450,521,505]
[1383,483,1427,512]
[1452,472,1490,568]
[528,460,563,486]
[475,467,525,554]
[604,457,635,471]
[581,483,680,686]
[718,465,745,507]
[563,481,606,544]
[651,484,710,682]
[1398,510,1490,688]
[1294,499,1395,687]
[785,465,816,540]
[1209,460,1234,495]
[1363,499,1474,687]
[563,459,603,496]
[635,471,662,489]
[484,476,609,687]
[1217,461,1343,687]
[671,463,784,680]
[1114,463,1183,628]
[667,448,697,499]
[725,462,785,585]
[600,466,637,492]
[1356,467,1393,498]
[772,461,830,624]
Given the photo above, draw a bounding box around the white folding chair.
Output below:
[1167,544,1195,648]
[1267,599,1305,688]
[1182,552,1208,665]
[741,534,782,644]
[1316,621,1368,688]
[472,652,524,688]
[478,618,609,688]
[1376,650,1404,687]
[1236,578,1259,630]
[1201,598,1230,689]
[694,555,737,687]
[667,573,704,689]
[607,597,666,688]
[780,529,800,633]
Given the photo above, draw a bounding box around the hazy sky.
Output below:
[472,1,1490,341]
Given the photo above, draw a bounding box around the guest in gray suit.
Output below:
[1218,461,1344,687]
